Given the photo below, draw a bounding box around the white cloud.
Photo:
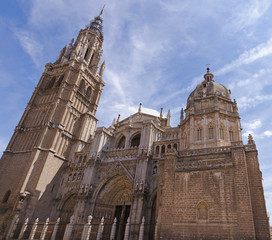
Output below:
[223,0,271,34]
[248,120,262,129]
[264,130,272,137]
[237,94,272,110]
[14,29,43,68]
[216,37,272,76]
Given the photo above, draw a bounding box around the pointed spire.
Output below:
[99,5,106,16]
[248,134,255,145]
[89,8,104,39]
[117,114,120,124]
[167,110,171,127]
[160,108,163,118]
[138,103,142,113]
[233,99,238,112]
[99,61,106,77]
[68,38,74,48]
[180,108,184,124]
[112,118,116,126]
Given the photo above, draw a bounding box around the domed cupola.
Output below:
[180,68,242,150]
[187,68,231,108]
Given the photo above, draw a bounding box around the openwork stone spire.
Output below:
[89,6,105,39]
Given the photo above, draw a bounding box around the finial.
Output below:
[203,65,214,82]
[180,108,184,123]
[69,38,74,48]
[117,114,120,124]
[160,108,163,118]
[88,215,93,224]
[248,134,255,145]
[99,61,106,77]
[167,110,171,127]
[138,103,142,113]
[99,5,106,16]
[111,118,116,126]
[233,99,238,112]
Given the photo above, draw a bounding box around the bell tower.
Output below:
[0,10,106,233]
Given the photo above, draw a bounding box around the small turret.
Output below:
[138,103,142,113]
[167,110,171,127]
[160,108,163,118]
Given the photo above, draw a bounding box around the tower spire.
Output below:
[89,8,104,39]
[99,5,106,16]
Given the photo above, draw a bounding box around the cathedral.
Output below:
[0,9,270,240]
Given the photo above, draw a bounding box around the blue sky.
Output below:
[1,0,272,223]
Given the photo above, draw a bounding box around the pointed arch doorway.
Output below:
[93,175,133,240]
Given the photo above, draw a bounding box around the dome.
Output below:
[186,68,231,108]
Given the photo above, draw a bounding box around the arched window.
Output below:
[167,144,171,149]
[184,134,188,149]
[197,202,208,220]
[2,190,11,203]
[84,48,89,60]
[117,136,126,148]
[229,130,233,141]
[219,127,224,140]
[161,145,165,154]
[173,143,177,150]
[89,53,94,65]
[46,77,56,89]
[131,134,141,147]
[155,146,160,154]
[79,80,85,93]
[153,166,158,175]
[197,128,202,141]
[86,87,92,99]
[56,74,64,86]
[208,127,214,139]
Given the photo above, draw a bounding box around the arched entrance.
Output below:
[57,194,77,239]
[59,194,77,223]
[93,175,133,240]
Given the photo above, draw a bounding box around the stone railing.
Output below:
[101,147,139,161]
[6,214,145,240]
[179,146,231,156]
[175,158,233,172]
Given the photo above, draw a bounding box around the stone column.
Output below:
[138,217,145,240]
[81,215,93,240]
[50,217,60,240]
[124,217,130,240]
[110,217,117,240]
[29,218,39,240]
[40,218,49,240]
[63,215,75,240]
[18,218,29,240]
[6,213,19,240]
[96,217,104,240]
[154,219,158,240]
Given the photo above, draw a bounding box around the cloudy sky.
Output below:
[1,0,272,223]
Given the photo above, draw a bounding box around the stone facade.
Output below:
[0,11,270,240]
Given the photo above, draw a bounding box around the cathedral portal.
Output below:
[92,175,133,240]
